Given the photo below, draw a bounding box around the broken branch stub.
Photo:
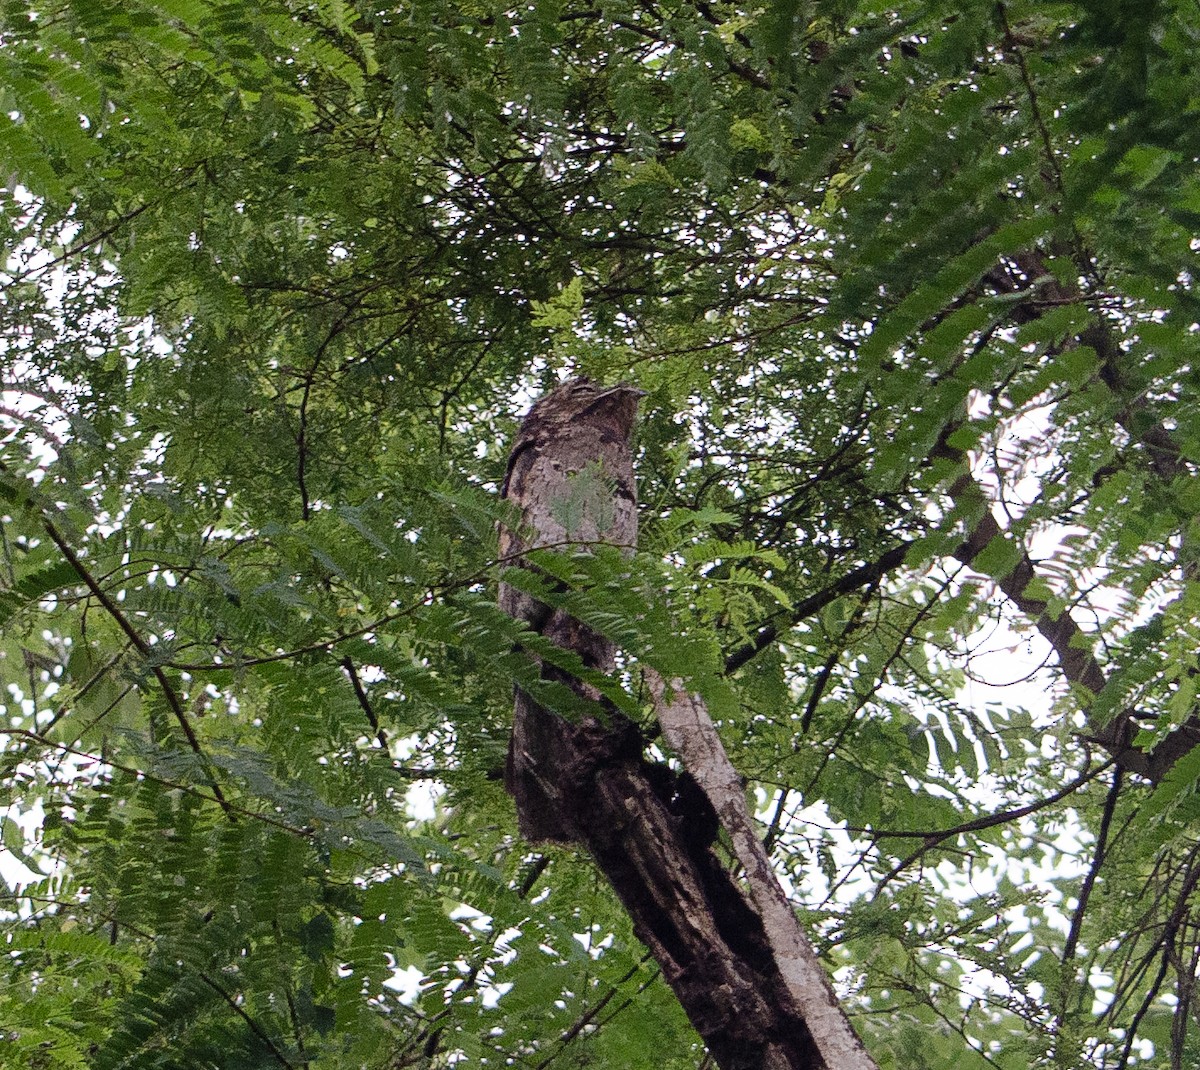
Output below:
[497,378,879,1070]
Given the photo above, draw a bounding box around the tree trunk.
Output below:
[500,378,878,1070]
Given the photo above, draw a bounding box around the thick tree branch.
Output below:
[959,245,1200,778]
[938,453,1170,777]
[648,670,878,1070]
[500,380,873,1070]
[1006,248,1192,486]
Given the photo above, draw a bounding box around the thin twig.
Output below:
[874,759,1113,891]
[341,656,388,749]
[724,543,910,674]
[38,515,234,816]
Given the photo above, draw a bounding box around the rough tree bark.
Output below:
[499,378,878,1070]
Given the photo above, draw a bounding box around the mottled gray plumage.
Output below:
[500,378,642,842]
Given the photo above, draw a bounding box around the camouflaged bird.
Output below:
[499,378,643,842]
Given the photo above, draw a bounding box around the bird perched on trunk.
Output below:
[499,377,643,842]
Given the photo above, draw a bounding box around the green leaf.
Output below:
[531,275,584,330]
[971,533,1022,581]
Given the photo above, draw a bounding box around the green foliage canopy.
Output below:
[1,0,1199,1066]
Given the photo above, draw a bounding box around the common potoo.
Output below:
[500,377,642,842]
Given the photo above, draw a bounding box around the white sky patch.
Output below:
[0,799,49,890]
[382,963,426,1003]
[391,731,448,821]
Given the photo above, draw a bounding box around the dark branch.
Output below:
[724,543,911,674]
